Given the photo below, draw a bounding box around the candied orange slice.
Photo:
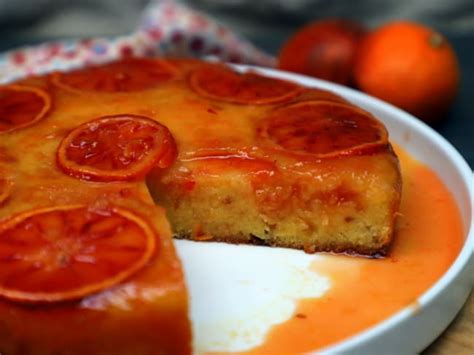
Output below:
[190,64,302,105]
[52,58,178,93]
[258,101,388,158]
[57,115,177,181]
[0,85,51,133]
[0,178,11,205]
[0,205,156,303]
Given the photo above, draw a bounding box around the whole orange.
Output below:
[353,21,460,123]
[278,19,367,86]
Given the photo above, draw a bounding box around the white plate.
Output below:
[177,65,474,354]
[3,59,471,353]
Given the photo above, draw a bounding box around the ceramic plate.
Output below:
[2,60,472,353]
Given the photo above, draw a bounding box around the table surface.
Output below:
[424,292,474,354]
[0,30,472,353]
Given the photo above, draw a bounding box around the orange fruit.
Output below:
[278,19,367,86]
[353,21,460,122]
[190,64,302,104]
[52,58,179,93]
[57,115,177,182]
[0,85,51,133]
[258,101,387,158]
[0,205,156,303]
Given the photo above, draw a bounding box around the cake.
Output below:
[0,57,401,352]
[146,59,401,255]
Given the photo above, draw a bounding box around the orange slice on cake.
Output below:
[56,115,177,181]
[0,205,156,303]
[0,85,51,133]
[0,178,12,206]
[52,58,179,93]
[190,64,302,104]
[258,101,388,158]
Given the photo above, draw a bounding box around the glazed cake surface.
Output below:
[0,59,192,354]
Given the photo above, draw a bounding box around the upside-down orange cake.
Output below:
[0,57,401,353]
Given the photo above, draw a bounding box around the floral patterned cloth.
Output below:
[0,0,275,83]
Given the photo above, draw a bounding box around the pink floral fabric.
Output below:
[0,0,275,83]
